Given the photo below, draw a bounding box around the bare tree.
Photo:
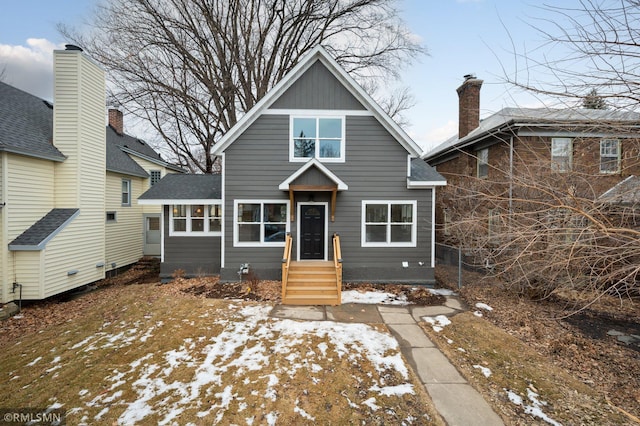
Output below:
[439,132,640,309]
[507,0,640,111]
[61,0,424,173]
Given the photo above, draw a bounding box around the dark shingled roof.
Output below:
[0,82,65,161]
[409,158,446,183]
[139,174,222,200]
[106,137,149,178]
[9,208,79,250]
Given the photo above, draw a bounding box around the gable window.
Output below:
[551,138,572,172]
[362,201,416,247]
[170,204,222,235]
[234,200,289,246]
[291,116,344,162]
[121,179,131,206]
[477,148,488,178]
[150,170,162,186]
[600,139,620,173]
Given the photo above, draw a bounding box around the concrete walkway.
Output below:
[270,296,504,426]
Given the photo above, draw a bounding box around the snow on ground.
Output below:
[505,388,562,426]
[428,288,457,296]
[423,315,452,332]
[473,365,492,378]
[475,302,493,311]
[341,290,409,305]
[58,303,414,424]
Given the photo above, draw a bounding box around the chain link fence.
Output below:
[435,242,487,288]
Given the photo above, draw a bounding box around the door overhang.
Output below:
[279,158,348,222]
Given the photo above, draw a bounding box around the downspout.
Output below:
[509,135,514,215]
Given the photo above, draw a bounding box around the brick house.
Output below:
[423,75,640,246]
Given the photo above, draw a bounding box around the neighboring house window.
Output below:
[234,201,289,246]
[150,170,162,186]
[170,204,222,235]
[551,138,572,172]
[291,116,344,162]
[477,148,488,178]
[121,179,131,206]
[106,211,117,222]
[600,139,620,173]
[362,201,417,247]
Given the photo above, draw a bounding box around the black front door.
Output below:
[300,204,325,259]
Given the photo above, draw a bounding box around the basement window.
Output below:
[106,211,117,222]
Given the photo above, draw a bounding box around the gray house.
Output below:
[139,46,445,303]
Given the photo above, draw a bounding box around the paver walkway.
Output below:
[270,295,504,426]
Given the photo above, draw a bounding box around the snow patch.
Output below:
[475,302,493,311]
[341,290,409,305]
[473,365,492,377]
[505,388,562,426]
[428,288,456,296]
[423,315,451,332]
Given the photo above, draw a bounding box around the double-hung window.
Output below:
[551,138,572,172]
[362,201,416,247]
[235,201,289,246]
[121,179,131,206]
[291,116,344,162]
[170,204,222,235]
[477,148,488,178]
[600,139,620,173]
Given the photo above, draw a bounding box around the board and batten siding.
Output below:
[105,172,145,271]
[160,206,221,278]
[270,61,365,111]
[222,113,434,283]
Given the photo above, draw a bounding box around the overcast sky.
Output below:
[0,0,573,152]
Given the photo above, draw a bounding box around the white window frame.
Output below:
[150,170,162,187]
[361,200,417,247]
[289,114,345,163]
[551,138,572,172]
[121,179,131,206]
[169,204,222,236]
[233,200,290,247]
[600,139,621,174]
[477,148,488,178]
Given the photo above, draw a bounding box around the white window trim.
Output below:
[361,200,417,247]
[169,203,222,236]
[233,200,290,247]
[289,114,346,163]
[121,179,131,207]
[551,137,573,172]
[600,139,621,174]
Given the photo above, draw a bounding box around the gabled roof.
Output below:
[279,158,348,190]
[0,82,65,161]
[138,173,222,204]
[9,208,79,251]
[212,45,423,157]
[424,107,640,161]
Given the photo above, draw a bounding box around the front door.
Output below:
[299,204,326,260]
[143,214,161,256]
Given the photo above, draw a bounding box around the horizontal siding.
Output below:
[43,218,105,298]
[12,250,44,300]
[0,154,4,302]
[271,61,365,110]
[162,206,221,276]
[223,114,434,279]
[105,172,145,270]
[129,156,170,215]
[6,155,55,241]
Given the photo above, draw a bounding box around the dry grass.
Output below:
[420,312,632,425]
[0,282,442,425]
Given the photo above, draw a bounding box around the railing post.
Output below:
[282,233,292,302]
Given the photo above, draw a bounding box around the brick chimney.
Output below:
[456,74,483,139]
[108,108,124,135]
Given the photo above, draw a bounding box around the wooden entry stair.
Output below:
[281,234,342,305]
